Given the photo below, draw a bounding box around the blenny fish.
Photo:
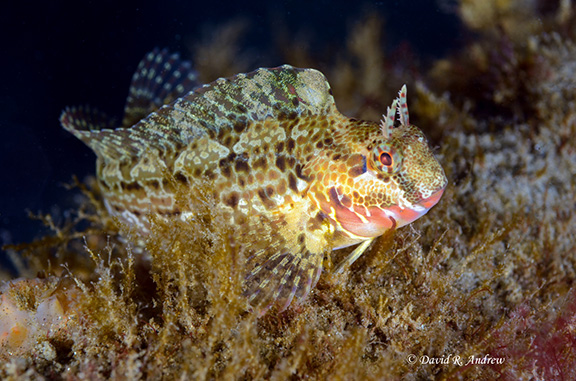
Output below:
[61,49,447,314]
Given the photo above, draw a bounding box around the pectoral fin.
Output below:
[243,200,334,315]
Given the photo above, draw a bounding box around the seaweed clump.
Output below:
[2,1,576,378]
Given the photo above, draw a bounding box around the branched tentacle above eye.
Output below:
[398,84,409,126]
[379,84,409,139]
[380,98,398,139]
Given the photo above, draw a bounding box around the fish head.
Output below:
[364,123,447,226]
[311,86,447,242]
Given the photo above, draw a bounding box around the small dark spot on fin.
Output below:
[174,172,189,185]
[223,192,239,208]
[121,181,143,191]
[275,156,286,172]
[288,173,298,193]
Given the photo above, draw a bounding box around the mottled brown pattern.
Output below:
[61,50,447,314]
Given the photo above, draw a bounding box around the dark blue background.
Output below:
[0,1,461,254]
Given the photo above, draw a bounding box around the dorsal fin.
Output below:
[60,106,117,133]
[62,65,338,162]
[121,48,199,128]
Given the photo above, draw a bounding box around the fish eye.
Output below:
[379,152,393,167]
[369,143,401,174]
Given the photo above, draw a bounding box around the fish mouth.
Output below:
[379,187,445,229]
[316,186,446,241]
[418,188,445,210]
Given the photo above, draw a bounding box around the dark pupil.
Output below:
[380,152,392,166]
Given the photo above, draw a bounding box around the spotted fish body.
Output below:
[61,50,447,314]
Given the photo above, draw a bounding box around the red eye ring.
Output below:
[379,151,393,166]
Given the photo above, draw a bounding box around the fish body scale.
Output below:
[61,50,447,314]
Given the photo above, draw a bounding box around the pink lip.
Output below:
[419,188,445,209]
[382,187,445,228]
[315,186,446,239]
